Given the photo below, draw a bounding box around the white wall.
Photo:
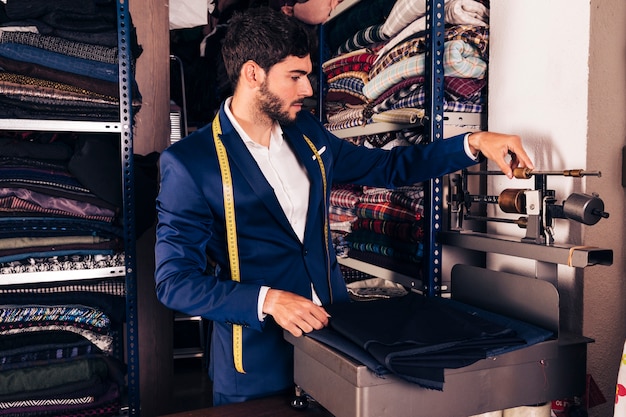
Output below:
[487,2,626,416]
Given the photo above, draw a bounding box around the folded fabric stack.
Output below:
[0,132,125,268]
[309,291,554,390]
[0,0,142,120]
[330,180,425,279]
[0,279,128,416]
[0,132,129,416]
[322,0,489,129]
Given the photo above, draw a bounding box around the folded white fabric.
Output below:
[445,0,489,26]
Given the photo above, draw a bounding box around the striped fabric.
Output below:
[0,196,114,222]
[336,24,389,55]
[0,395,94,409]
[326,106,365,124]
[381,0,427,38]
[0,31,118,64]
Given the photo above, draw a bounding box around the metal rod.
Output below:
[465,168,601,179]
[465,214,528,228]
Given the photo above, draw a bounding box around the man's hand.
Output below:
[263,289,330,337]
[468,131,535,179]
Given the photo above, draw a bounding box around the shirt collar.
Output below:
[224,97,285,150]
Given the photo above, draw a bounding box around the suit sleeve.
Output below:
[296,111,479,188]
[154,146,264,332]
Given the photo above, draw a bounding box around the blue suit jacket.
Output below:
[154,103,478,399]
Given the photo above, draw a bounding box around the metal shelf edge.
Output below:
[438,231,613,268]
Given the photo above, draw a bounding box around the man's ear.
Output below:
[241,60,264,87]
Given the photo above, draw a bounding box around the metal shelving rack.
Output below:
[320,0,448,297]
[0,0,140,414]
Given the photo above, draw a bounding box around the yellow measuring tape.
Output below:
[211,114,334,373]
[302,135,333,304]
[212,115,245,374]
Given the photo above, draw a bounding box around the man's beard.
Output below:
[258,80,298,125]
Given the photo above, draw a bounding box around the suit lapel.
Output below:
[213,111,294,237]
[281,123,326,247]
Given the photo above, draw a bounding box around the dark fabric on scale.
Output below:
[316,292,552,390]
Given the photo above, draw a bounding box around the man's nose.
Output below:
[300,77,313,97]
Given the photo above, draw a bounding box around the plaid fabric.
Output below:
[352,218,424,243]
[370,81,423,114]
[391,192,424,214]
[330,187,362,209]
[328,76,365,96]
[323,48,372,67]
[372,24,489,79]
[329,213,357,223]
[364,41,487,101]
[326,65,371,82]
[360,188,393,203]
[372,85,484,114]
[381,0,427,38]
[323,50,377,70]
[368,76,424,111]
[329,205,357,217]
[443,39,487,78]
[445,76,487,99]
[336,24,389,55]
[370,36,428,79]
[445,24,490,59]
[327,70,369,85]
[356,201,422,222]
[364,54,425,100]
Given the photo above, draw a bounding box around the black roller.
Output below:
[563,193,609,225]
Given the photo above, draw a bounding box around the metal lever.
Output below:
[466,168,602,179]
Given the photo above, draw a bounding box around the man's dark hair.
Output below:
[221,7,313,90]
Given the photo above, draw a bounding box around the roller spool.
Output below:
[563,193,609,225]
[512,167,601,179]
[498,189,528,214]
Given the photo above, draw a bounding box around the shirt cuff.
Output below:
[463,132,480,161]
[258,286,270,321]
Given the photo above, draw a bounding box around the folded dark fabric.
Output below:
[0,55,137,98]
[321,293,552,390]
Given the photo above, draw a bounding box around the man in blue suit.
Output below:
[155,7,534,406]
